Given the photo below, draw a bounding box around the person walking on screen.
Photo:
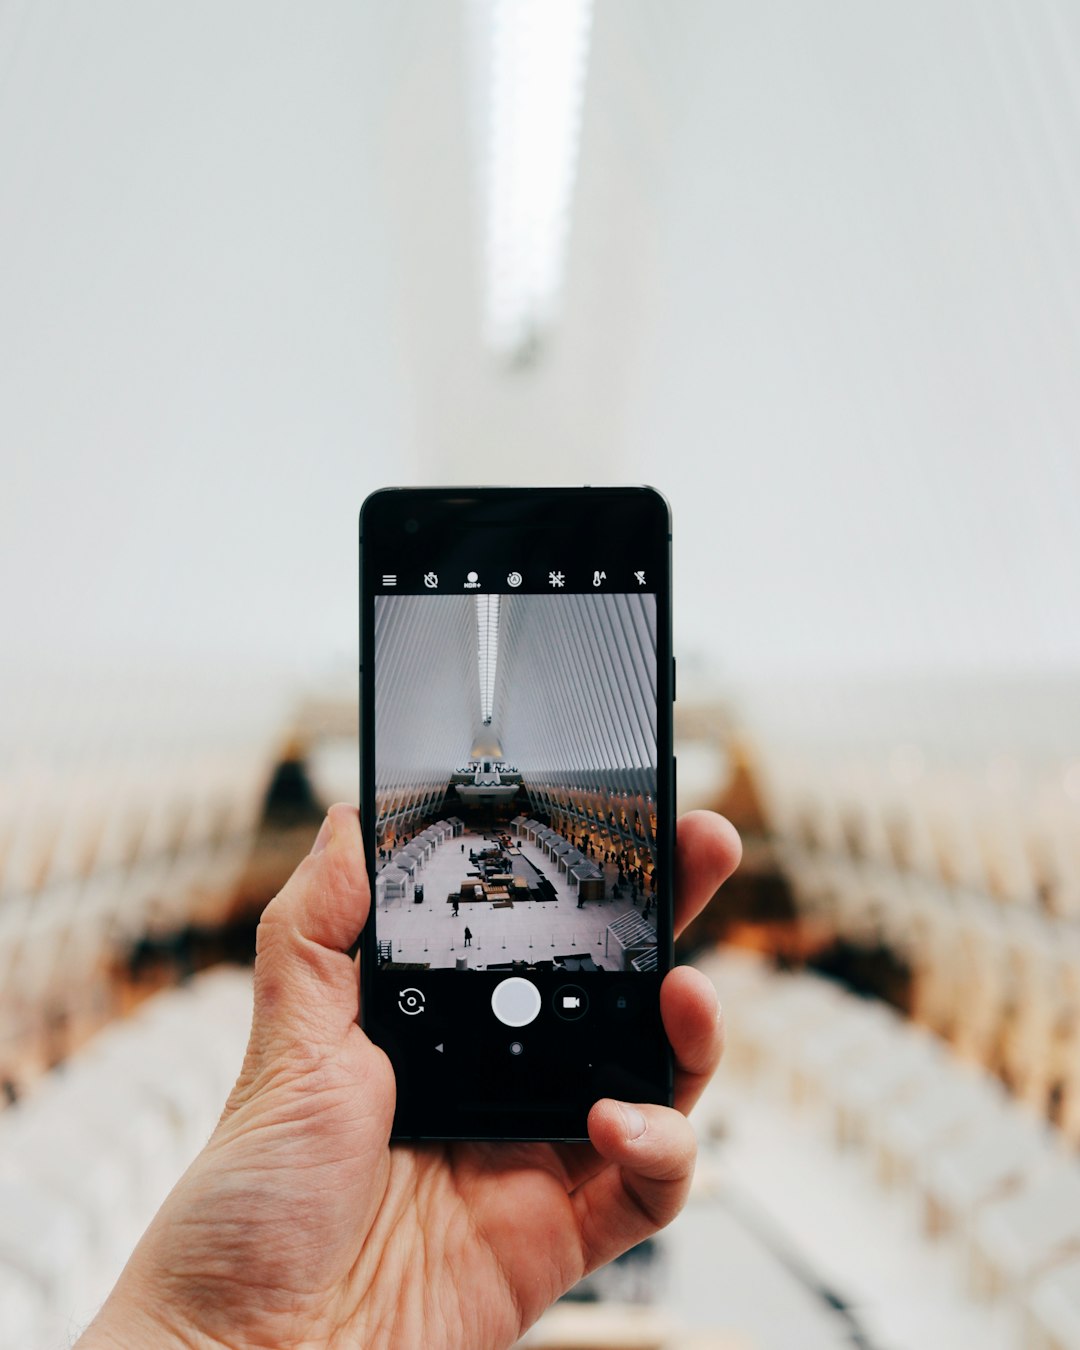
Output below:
[464,925,473,947]
[452,897,460,917]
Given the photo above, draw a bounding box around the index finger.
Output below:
[674,809,742,938]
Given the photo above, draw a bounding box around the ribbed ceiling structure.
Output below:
[495,592,656,782]
[373,592,657,850]
[373,595,480,828]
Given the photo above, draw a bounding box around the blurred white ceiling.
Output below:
[2,0,1078,692]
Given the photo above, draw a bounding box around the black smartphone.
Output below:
[358,486,674,1141]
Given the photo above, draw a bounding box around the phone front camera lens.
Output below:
[404,518,419,534]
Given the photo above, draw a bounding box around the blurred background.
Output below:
[2,1,1080,1347]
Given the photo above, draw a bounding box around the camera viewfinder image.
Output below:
[373,592,658,974]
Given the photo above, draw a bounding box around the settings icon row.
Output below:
[406,568,636,591]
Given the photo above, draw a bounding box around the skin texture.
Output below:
[78,804,740,1350]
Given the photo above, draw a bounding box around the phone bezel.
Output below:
[358,485,675,1141]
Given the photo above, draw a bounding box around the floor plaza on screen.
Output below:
[372,591,659,974]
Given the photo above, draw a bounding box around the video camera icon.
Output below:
[398,987,425,1015]
[553,985,588,1020]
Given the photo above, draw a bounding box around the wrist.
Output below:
[77,1283,228,1350]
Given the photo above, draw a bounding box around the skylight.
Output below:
[469,0,593,365]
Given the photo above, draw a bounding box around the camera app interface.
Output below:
[372,587,658,983]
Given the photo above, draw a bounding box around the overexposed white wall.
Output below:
[615,0,1080,681]
[3,0,1079,701]
[1,4,418,679]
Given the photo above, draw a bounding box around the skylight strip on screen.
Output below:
[475,593,501,725]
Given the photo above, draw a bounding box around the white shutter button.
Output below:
[491,977,542,1027]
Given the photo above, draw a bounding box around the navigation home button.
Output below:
[491,977,542,1028]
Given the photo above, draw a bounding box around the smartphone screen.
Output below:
[359,487,674,1141]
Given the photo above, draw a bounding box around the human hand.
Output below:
[80,804,740,1350]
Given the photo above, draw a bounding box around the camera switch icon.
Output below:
[398,987,425,1015]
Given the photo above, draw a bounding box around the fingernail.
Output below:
[619,1103,647,1141]
[311,815,334,855]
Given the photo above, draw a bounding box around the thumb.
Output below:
[248,803,370,1059]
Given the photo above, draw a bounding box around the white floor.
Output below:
[2,957,1028,1350]
[518,1079,1018,1350]
[660,1081,1016,1350]
[376,830,648,971]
